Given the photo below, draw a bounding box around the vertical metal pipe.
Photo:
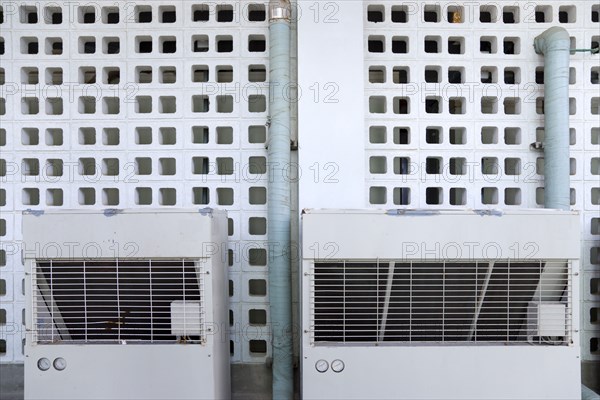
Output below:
[268,1,293,399]
[534,27,571,210]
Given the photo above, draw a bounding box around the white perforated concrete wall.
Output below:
[297,0,599,371]
[0,0,272,364]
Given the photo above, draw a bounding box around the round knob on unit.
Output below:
[315,359,329,373]
[331,359,345,373]
[53,357,67,371]
[37,358,51,371]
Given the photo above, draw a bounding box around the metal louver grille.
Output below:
[33,259,205,344]
[310,261,571,345]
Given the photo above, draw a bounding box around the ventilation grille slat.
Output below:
[310,261,571,345]
[33,259,205,344]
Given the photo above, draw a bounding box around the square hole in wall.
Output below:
[481,187,498,204]
[216,66,233,83]
[193,65,209,82]
[136,66,152,83]
[79,67,96,84]
[249,126,266,143]
[159,6,176,23]
[46,129,63,146]
[424,4,440,22]
[136,96,152,114]
[449,158,466,175]
[425,127,442,144]
[593,5,599,22]
[102,128,119,146]
[447,6,463,23]
[160,189,177,206]
[559,6,575,23]
[78,96,96,114]
[217,188,234,206]
[592,158,600,175]
[448,37,464,54]
[369,156,387,174]
[45,37,62,55]
[394,97,410,114]
[249,248,267,267]
[481,66,497,83]
[480,5,497,23]
[369,126,386,144]
[535,5,552,23]
[393,157,411,175]
[369,66,386,83]
[249,65,266,82]
[45,6,62,24]
[424,66,441,83]
[78,188,96,205]
[137,36,152,53]
[193,5,210,22]
[135,188,152,205]
[22,188,40,205]
[193,187,210,205]
[22,128,39,145]
[78,6,97,23]
[425,97,440,113]
[103,97,119,114]
[481,97,498,114]
[217,95,233,113]
[592,97,600,115]
[135,127,152,145]
[46,68,63,85]
[248,95,266,112]
[368,35,385,53]
[248,35,265,52]
[449,97,465,114]
[448,67,464,84]
[193,35,209,52]
[449,188,466,206]
[216,36,233,52]
[505,158,521,175]
[449,127,466,144]
[367,5,384,23]
[248,4,266,21]
[102,7,119,24]
[79,158,96,176]
[425,187,442,205]
[102,158,119,176]
[159,158,176,175]
[159,127,176,145]
[45,97,63,115]
[369,187,387,205]
[217,127,233,145]
[392,37,408,54]
[393,187,410,205]
[103,37,119,54]
[426,157,442,174]
[480,36,497,54]
[248,156,267,175]
[46,159,63,177]
[22,97,40,115]
[159,96,176,114]
[193,96,210,113]
[393,67,409,84]
[78,127,96,145]
[592,218,600,235]
[504,67,521,84]
[504,128,521,144]
[78,37,95,54]
[135,6,152,23]
[249,187,266,205]
[392,5,408,23]
[102,188,119,206]
[21,5,38,23]
[160,36,176,53]
[46,188,63,206]
[135,157,152,175]
[217,5,234,22]
[22,67,39,84]
[504,38,520,54]
[249,217,267,235]
[394,127,410,144]
[424,36,441,53]
[503,97,520,114]
[369,96,386,113]
[249,279,267,296]
[481,157,499,174]
[503,6,519,23]
[21,37,39,54]
[103,67,120,85]
[249,309,267,326]
[217,158,234,175]
[193,126,209,144]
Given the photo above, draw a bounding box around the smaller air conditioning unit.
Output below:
[23,209,230,400]
[527,302,567,338]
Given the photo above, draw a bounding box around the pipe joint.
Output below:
[269,5,291,22]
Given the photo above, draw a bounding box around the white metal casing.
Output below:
[301,209,581,400]
[527,302,568,337]
[23,209,230,400]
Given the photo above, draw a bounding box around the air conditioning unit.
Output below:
[23,209,230,400]
[301,209,581,400]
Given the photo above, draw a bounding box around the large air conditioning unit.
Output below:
[23,209,230,400]
[301,209,581,400]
